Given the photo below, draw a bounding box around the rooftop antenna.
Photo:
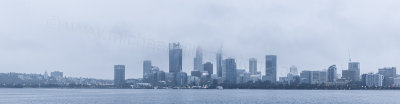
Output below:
[348,48,351,62]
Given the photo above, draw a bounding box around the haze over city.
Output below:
[1,0,400,79]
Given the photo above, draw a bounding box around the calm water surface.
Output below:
[0,88,398,104]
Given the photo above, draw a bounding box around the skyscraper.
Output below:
[287,65,298,85]
[114,65,125,87]
[204,62,213,75]
[143,60,152,79]
[224,58,237,84]
[193,47,203,71]
[328,65,337,82]
[216,48,223,77]
[348,62,360,81]
[249,58,257,75]
[265,55,277,83]
[169,43,182,74]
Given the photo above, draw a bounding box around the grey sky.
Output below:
[1,0,400,79]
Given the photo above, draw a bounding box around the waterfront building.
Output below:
[169,43,183,74]
[378,67,397,86]
[224,58,237,84]
[265,55,277,83]
[365,73,384,87]
[327,65,337,82]
[348,62,360,81]
[143,60,152,81]
[114,65,125,87]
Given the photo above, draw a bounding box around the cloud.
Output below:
[1,0,400,79]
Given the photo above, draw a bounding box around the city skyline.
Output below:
[1,41,399,80]
[2,0,400,79]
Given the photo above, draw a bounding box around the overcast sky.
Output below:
[1,0,400,79]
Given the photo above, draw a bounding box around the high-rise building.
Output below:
[169,43,182,74]
[265,55,277,83]
[378,67,397,86]
[193,47,203,71]
[114,65,125,86]
[249,58,257,75]
[216,48,223,77]
[364,73,384,87]
[348,62,360,81]
[203,62,213,75]
[327,65,337,82]
[289,65,298,75]
[224,58,237,84]
[143,60,152,79]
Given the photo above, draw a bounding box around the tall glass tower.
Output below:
[265,55,277,83]
[169,43,182,74]
[114,65,125,87]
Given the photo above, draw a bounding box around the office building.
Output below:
[114,65,125,86]
[193,47,203,71]
[249,58,257,75]
[224,58,237,84]
[216,48,223,77]
[265,55,277,83]
[300,70,327,84]
[364,73,384,87]
[348,62,360,81]
[378,67,397,86]
[203,62,213,75]
[143,60,152,80]
[327,65,337,82]
[169,43,182,74]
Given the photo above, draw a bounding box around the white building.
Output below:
[365,73,384,87]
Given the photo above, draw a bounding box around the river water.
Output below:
[0,88,398,104]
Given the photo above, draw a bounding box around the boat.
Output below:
[217,86,223,90]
